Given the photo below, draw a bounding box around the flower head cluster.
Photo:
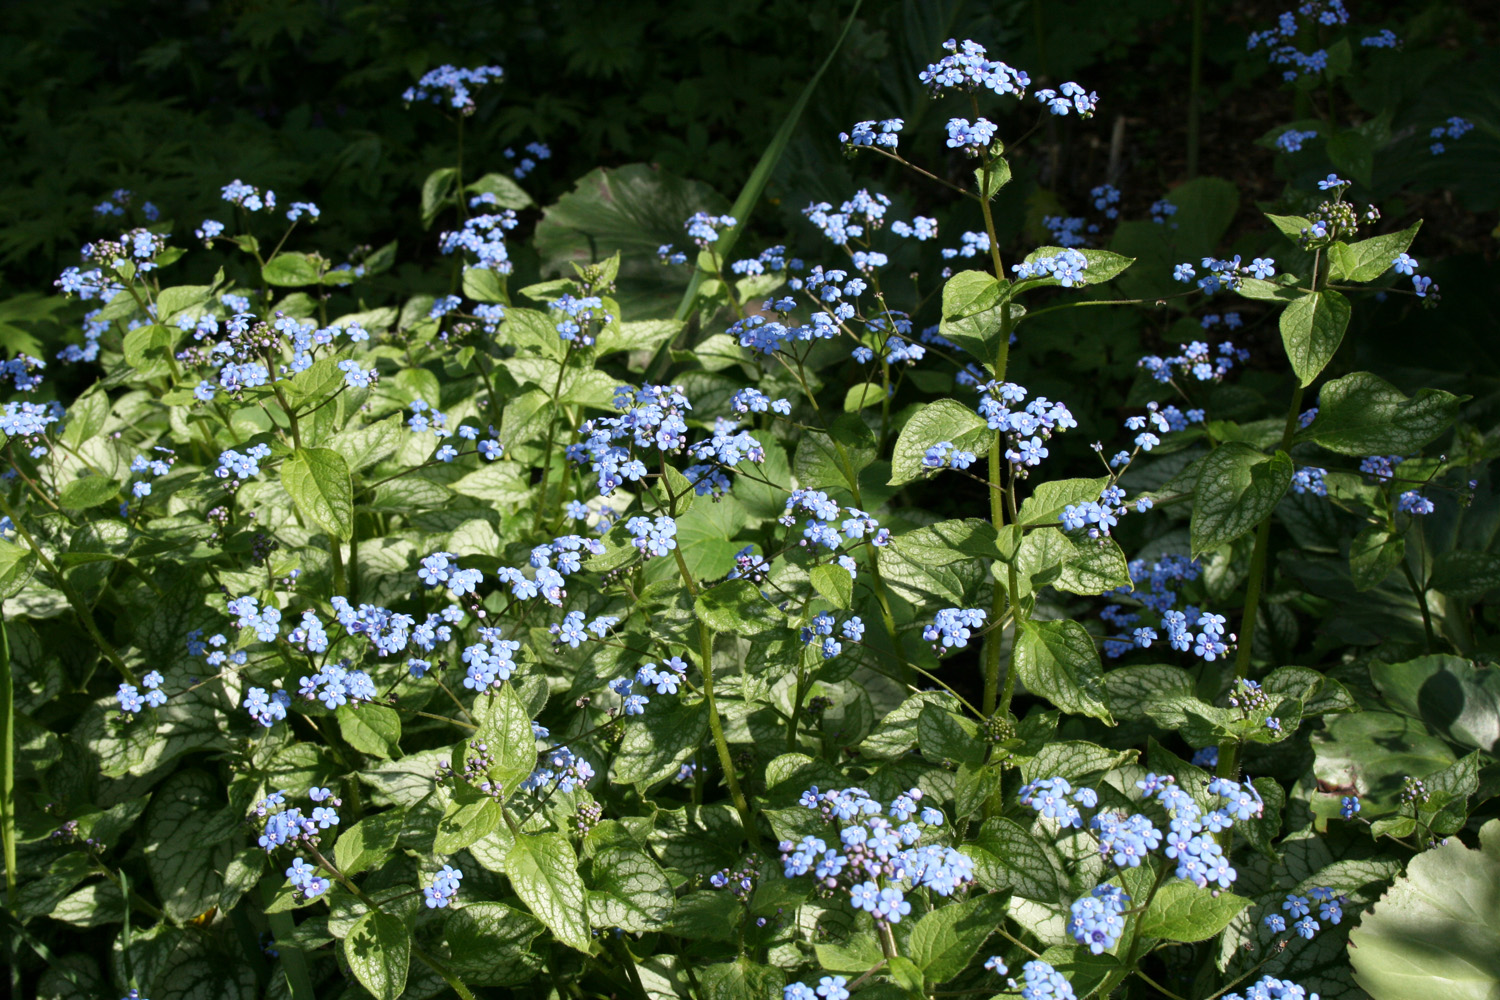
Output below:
[780,786,970,926]
[256,790,338,852]
[1012,248,1089,285]
[685,417,768,497]
[568,383,695,495]
[923,441,978,472]
[919,38,1031,98]
[460,628,523,691]
[503,140,552,178]
[840,118,903,150]
[974,381,1076,476]
[1026,772,1261,893]
[1069,884,1130,954]
[424,865,464,908]
[779,488,888,555]
[1263,886,1346,941]
[402,64,504,115]
[297,660,377,710]
[1248,2,1349,81]
[945,117,998,154]
[221,179,277,213]
[1397,490,1435,516]
[438,209,518,273]
[1275,128,1320,153]
[1291,466,1328,496]
[1220,974,1323,1000]
[551,293,611,346]
[1429,116,1473,155]
[1139,340,1247,383]
[922,607,986,652]
[684,212,737,249]
[215,443,273,489]
[520,744,595,795]
[116,669,168,717]
[610,656,688,716]
[1035,82,1099,118]
[801,613,865,660]
[285,857,329,900]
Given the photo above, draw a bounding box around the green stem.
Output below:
[1217,382,1305,779]
[982,435,1008,717]
[1401,559,1436,652]
[1,611,14,906]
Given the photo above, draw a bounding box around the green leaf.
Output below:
[1302,371,1464,456]
[1019,247,1135,286]
[916,702,984,766]
[810,563,853,609]
[465,172,535,210]
[60,383,109,450]
[121,323,174,377]
[143,771,234,925]
[613,698,707,786]
[698,960,783,1000]
[1014,618,1113,723]
[58,475,119,509]
[444,902,546,986]
[1369,655,1500,754]
[262,252,325,287]
[1017,476,1110,527]
[1349,819,1500,1000]
[337,704,401,760]
[695,579,782,636]
[344,910,409,1000]
[888,399,990,486]
[155,283,214,322]
[421,167,458,228]
[506,832,592,952]
[1135,881,1250,942]
[434,788,504,855]
[335,809,405,877]
[471,682,542,794]
[282,356,346,409]
[794,413,875,494]
[908,893,1009,983]
[1327,126,1375,186]
[1349,526,1404,591]
[1266,213,1315,244]
[970,817,1066,904]
[1312,711,1454,817]
[1328,221,1422,282]
[1430,551,1500,600]
[1279,289,1351,386]
[976,157,1011,199]
[1191,444,1293,556]
[842,380,884,411]
[587,840,674,932]
[281,447,353,541]
[462,267,508,304]
[939,270,1007,367]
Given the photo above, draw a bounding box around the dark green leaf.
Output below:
[1135,881,1250,942]
[337,704,401,760]
[1302,372,1464,456]
[907,893,1009,982]
[1279,289,1351,386]
[281,447,353,540]
[1191,444,1293,556]
[1014,618,1113,723]
[506,832,592,952]
[344,910,409,1000]
[888,399,990,486]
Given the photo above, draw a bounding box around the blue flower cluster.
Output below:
[503,140,552,178]
[439,209,518,273]
[401,64,504,115]
[1012,248,1089,285]
[974,380,1077,476]
[1221,974,1323,1000]
[1290,466,1328,496]
[801,613,865,659]
[1262,886,1346,940]
[549,611,618,649]
[221,178,277,213]
[1069,883,1130,954]
[461,628,523,691]
[684,212,738,249]
[297,660,377,710]
[1139,339,1247,383]
[923,441,978,472]
[779,786,972,926]
[215,443,273,489]
[801,190,891,247]
[945,116,999,154]
[1059,483,1153,544]
[243,687,291,728]
[1428,115,1473,156]
[1248,2,1349,81]
[1035,82,1099,118]
[922,607,986,651]
[783,977,850,1000]
[115,670,167,717]
[984,956,1076,1000]
[519,744,595,795]
[609,656,688,716]
[1396,490,1435,516]
[424,864,464,908]
[256,789,339,852]
[779,488,888,562]
[919,38,1031,98]
[551,293,611,346]
[1275,127,1320,153]
[285,857,329,899]
[840,118,903,150]
[1023,772,1263,893]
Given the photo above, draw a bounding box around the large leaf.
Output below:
[1369,655,1500,754]
[281,447,354,541]
[907,893,1009,983]
[1327,221,1422,283]
[1302,372,1464,456]
[534,164,729,321]
[1013,618,1113,723]
[444,902,546,986]
[1279,289,1351,386]
[507,832,592,951]
[343,910,409,1000]
[1135,881,1250,943]
[143,770,235,925]
[1190,444,1293,556]
[938,270,1008,368]
[612,697,707,786]
[1312,710,1454,817]
[888,399,990,486]
[1349,819,1500,1000]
